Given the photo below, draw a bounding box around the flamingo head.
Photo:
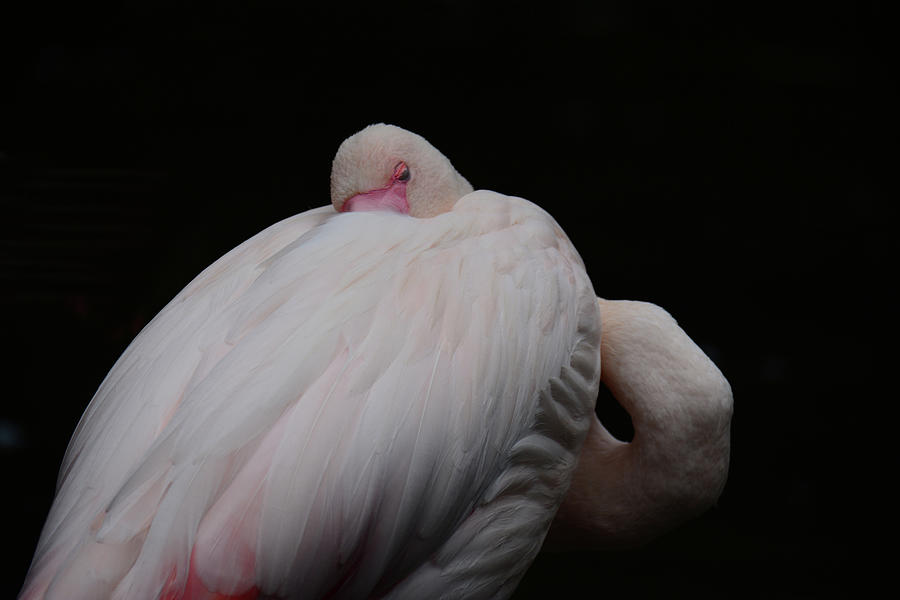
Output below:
[330,124,474,218]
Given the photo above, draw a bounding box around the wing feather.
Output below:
[24,193,601,600]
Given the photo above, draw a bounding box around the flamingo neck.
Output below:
[546,299,733,550]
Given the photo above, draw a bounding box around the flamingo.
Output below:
[20,124,732,599]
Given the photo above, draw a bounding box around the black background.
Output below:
[1,1,891,598]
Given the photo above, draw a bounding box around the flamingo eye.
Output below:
[393,161,410,182]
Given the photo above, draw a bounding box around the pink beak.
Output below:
[341,180,409,214]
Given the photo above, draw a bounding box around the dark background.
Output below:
[1,1,890,597]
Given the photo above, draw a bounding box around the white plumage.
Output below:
[21,148,602,598]
[21,124,732,600]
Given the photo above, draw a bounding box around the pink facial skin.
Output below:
[341,162,410,214]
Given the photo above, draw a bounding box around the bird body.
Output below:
[21,189,601,599]
[21,124,732,600]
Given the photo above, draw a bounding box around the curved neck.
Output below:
[547,299,732,550]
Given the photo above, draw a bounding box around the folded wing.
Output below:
[22,193,601,600]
